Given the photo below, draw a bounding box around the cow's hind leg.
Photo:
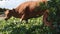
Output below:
[43,10,54,29]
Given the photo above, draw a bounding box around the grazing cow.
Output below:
[4,1,53,29]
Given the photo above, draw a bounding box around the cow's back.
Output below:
[15,1,39,12]
[14,1,47,19]
[15,1,47,13]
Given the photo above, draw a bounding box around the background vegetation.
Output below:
[0,0,60,34]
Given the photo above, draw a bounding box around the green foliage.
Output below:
[0,17,55,34]
[0,8,7,14]
[39,2,47,11]
[0,8,6,12]
[47,0,60,22]
[34,2,47,12]
[47,0,60,33]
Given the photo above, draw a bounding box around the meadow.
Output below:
[0,16,56,34]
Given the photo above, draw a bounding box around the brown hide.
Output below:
[4,0,54,29]
[15,1,47,19]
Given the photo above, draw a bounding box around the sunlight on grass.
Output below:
[0,16,54,34]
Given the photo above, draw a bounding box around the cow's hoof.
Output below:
[26,22,28,24]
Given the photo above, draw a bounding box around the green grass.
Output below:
[0,16,56,34]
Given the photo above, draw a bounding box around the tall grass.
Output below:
[0,16,56,34]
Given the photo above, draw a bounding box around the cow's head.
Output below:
[4,9,15,21]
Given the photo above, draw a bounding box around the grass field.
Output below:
[0,16,57,34]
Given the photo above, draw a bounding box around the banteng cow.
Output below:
[4,1,53,29]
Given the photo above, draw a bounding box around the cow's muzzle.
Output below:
[5,18,8,21]
[4,17,8,21]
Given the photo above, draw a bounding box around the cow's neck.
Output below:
[12,10,21,18]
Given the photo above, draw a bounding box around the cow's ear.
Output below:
[9,10,12,12]
[12,9,15,11]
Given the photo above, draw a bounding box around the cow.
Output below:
[4,1,54,29]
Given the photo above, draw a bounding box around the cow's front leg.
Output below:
[19,14,25,23]
[20,14,28,23]
[20,19,23,23]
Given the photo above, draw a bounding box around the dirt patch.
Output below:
[0,14,5,20]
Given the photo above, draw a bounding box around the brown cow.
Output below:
[4,1,54,29]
